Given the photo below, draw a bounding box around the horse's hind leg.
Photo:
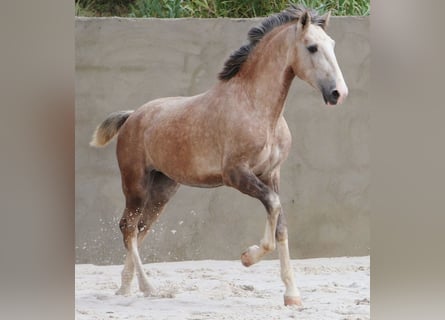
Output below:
[115,253,135,296]
[136,171,180,247]
[121,170,179,296]
[115,168,149,296]
[116,170,179,296]
[135,171,179,296]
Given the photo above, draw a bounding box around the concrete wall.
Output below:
[75,17,369,265]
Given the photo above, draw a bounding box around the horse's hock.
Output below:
[76,16,369,265]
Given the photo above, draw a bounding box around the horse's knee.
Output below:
[266,193,281,212]
[276,221,288,242]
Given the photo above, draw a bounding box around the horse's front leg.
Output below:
[240,192,280,267]
[267,170,301,306]
[223,166,301,306]
[223,166,279,265]
[275,208,301,306]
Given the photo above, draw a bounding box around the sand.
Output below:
[76,256,369,319]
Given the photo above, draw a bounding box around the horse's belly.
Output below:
[176,173,223,188]
[150,147,223,187]
[158,166,223,188]
[171,155,223,187]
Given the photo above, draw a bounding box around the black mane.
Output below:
[218,4,327,81]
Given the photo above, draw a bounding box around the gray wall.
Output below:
[75,17,369,265]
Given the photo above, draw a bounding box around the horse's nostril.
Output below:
[332,90,340,99]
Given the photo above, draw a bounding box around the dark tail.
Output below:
[89,110,134,147]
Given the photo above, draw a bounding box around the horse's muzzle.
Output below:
[323,89,339,105]
[321,82,348,106]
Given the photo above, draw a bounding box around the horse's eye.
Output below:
[307,45,318,53]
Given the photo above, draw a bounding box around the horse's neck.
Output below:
[238,25,295,126]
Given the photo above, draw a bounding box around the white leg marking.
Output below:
[129,236,154,296]
[277,239,301,305]
[115,253,135,295]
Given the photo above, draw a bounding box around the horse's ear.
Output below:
[299,10,311,31]
[321,11,331,29]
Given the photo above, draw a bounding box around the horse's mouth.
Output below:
[322,93,337,106]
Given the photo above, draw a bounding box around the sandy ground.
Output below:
[75,256,369,319]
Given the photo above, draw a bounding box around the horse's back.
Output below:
[117,93,224,187]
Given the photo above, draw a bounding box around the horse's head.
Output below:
[291,10,348,105]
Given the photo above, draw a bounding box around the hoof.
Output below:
[115,287,131,296]
[143,290,153,297]
[284,295,302,306]
[140,286,155,297]
[241,245,260,267]
[241,251,254,267]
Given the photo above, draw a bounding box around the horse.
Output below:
[90,4,348,306]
